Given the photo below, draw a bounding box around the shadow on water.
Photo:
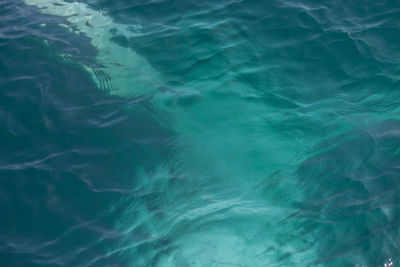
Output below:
[0,1,175,266]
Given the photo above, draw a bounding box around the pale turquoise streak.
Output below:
[23,0,162,97]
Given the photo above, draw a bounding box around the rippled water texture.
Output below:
[1,0,400,266]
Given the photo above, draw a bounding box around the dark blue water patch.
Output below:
[0,1,175,266]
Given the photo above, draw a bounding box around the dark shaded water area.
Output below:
[1,0,400,266]
[1,2,174,265]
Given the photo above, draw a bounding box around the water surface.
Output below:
[1,0,400,266]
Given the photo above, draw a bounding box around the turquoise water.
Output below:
[1,0,400,266]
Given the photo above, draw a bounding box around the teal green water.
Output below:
[1,0,400,266]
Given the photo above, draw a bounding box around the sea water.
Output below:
[1,0,400,266]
